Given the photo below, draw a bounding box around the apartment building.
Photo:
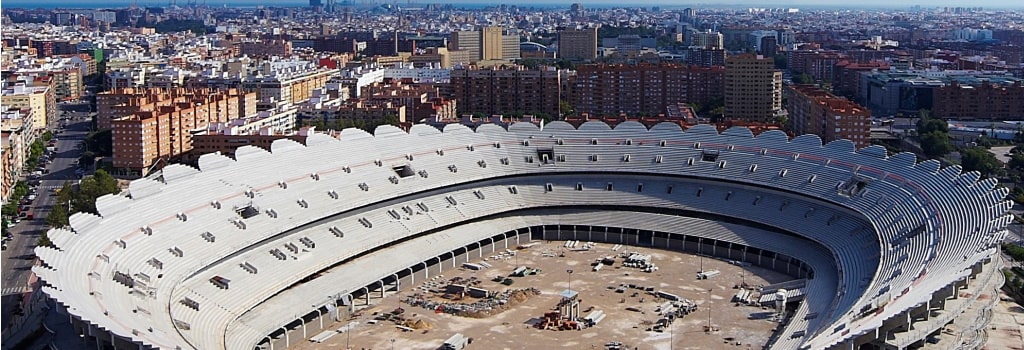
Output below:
[98,87,256,130]
[190,127,311,160]
[242,63,335,105]
[690,30,724,50]
[572,63,725,117]
[363,81,444,121]
[297,100,406,125]
[449,65,563,117]
[1,84,55,130]
[860,70,1023,117]
[724,54,783,122]
[109,88,257,176]
[786,84,871,148]
[238,39,293,58]
[932,80,1024,120]
[833,60,890,101]
[415,97,458,122]
[557,28,598,61]
[1,109,32,201]
[684,47,726,67]
[449,26,520,63]
[6,66,83,101]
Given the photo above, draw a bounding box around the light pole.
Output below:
[698,238,704,272]
[706,288,713,333]
[669,318,674,350]
[390,338,395,350]
[567,269,574,292]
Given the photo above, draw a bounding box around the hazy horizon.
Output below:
[3,0,1023,9]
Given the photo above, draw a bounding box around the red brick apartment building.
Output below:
[932,81,1024,120]
[449,66,563,117]
[105,88,257,176]
[785,85,871,148]
[572,63,724,116]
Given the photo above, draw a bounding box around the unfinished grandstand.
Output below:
[34,121,1010,349]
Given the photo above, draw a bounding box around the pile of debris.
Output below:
[404,288,541,318]
[401,318,433,330]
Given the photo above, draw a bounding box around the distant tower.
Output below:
[570,3,583,16]
[340,0,354,21]
[682,7,698,27]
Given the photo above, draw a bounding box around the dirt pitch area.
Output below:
[296,241,795,350]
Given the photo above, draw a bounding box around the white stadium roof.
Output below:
[35,121,1011,350]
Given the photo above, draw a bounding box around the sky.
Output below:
[3,0,1023,9]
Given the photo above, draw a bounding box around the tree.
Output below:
[93,169,120,195]
[710,106,725,120]
[46,202,69,228]
[919,132,952,159]
[559,100,575,118]
[71,170,120,215]
[917,117,948,135]
[775,114,789,127]
[794,73,814,84]
[960,147,1003,178]
[37,231,52,248]
[773,53,788,70]
[84,129,113,156]
[917,116,952,159]
[1009,154,1024,173]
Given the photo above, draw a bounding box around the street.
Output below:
[1,103,92,331]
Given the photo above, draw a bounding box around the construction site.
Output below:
[295,240,799,350]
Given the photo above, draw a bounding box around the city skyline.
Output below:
[4,0,1024,9]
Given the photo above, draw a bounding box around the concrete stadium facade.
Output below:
[34,121,1010,350]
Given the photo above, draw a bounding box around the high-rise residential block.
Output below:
[108,88,257,176]
[725,54,783,122]
[572,63,724,117]
[449,66,562,117]
[449,27,519,63]
[558,28,598,61]
[690,30,724,50]
[1,85,55,130]
[786,84,871,148]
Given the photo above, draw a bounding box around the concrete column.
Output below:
[379,280,386,298]
[281,326,289,348]
[408,267,415,285]
[422,261,429,280]
[301,318,307,339]
[318,309,324,329]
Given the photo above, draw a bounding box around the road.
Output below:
[1,102,92,331]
